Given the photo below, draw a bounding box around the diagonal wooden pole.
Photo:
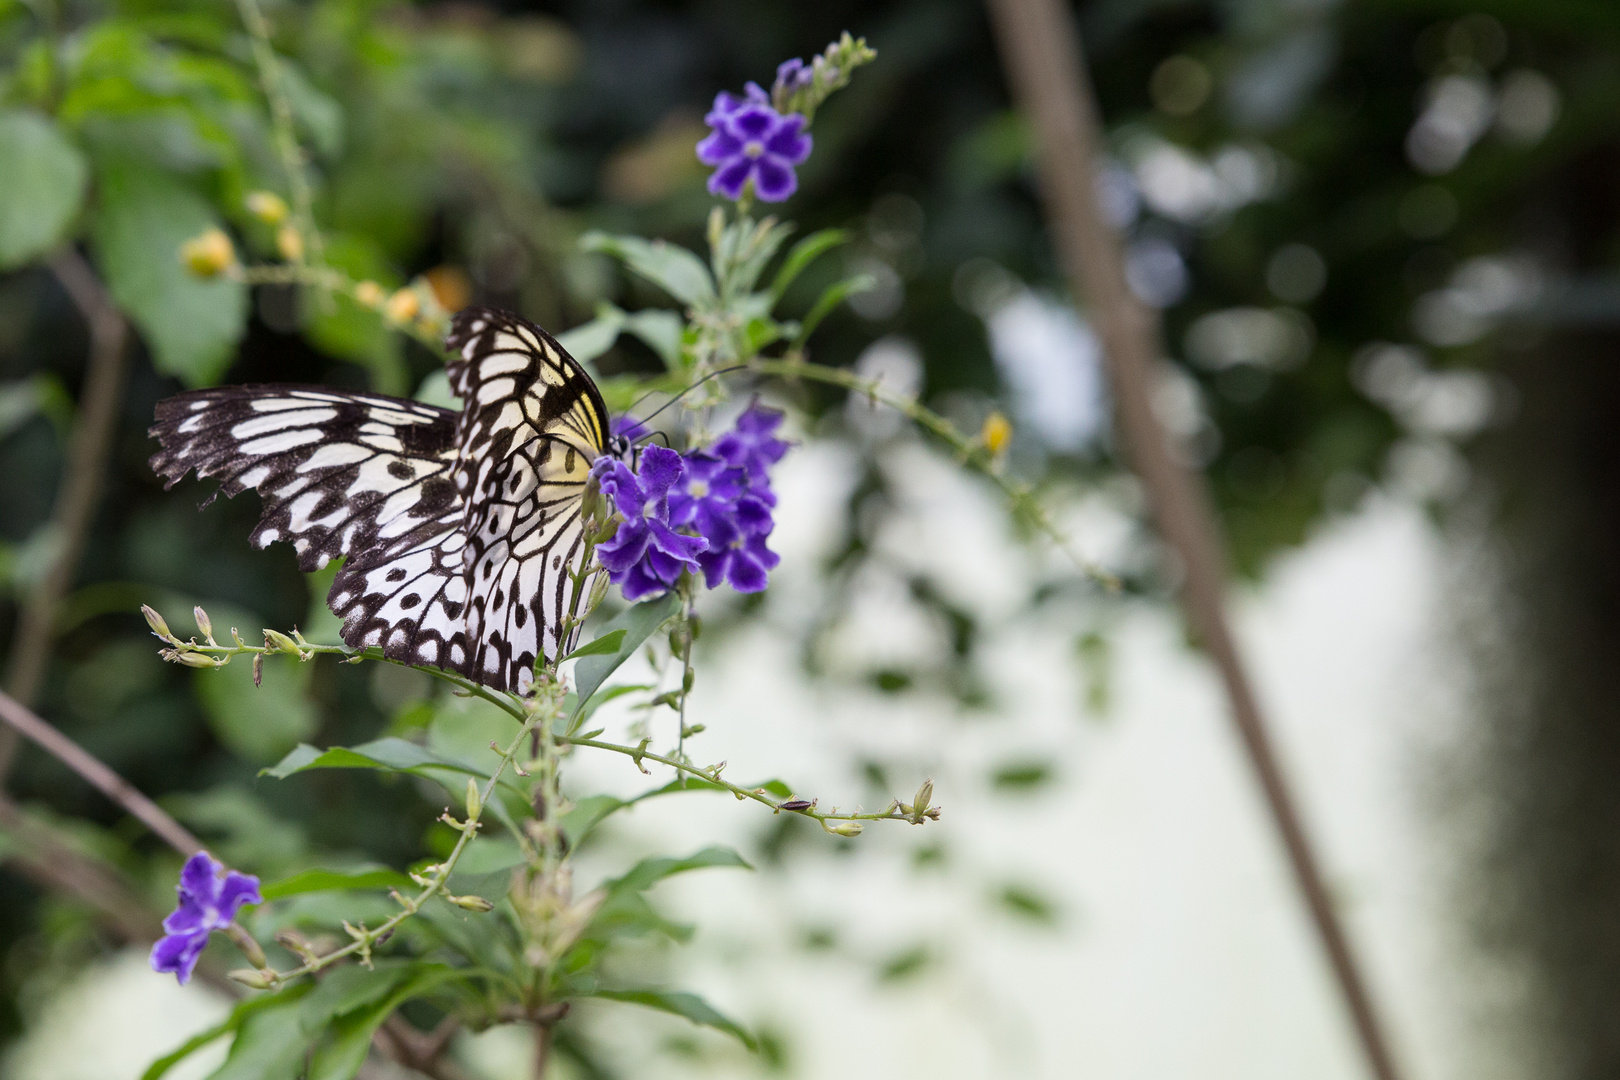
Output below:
[982,3,1403,1078]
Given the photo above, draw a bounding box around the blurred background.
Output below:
[0,0,1617,1077]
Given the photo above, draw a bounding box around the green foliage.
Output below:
[196,648,317,763]
[92,163,246,382]
[589,988,755,1050]
[0,111,87,268]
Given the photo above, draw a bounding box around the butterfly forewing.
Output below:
[445,308,613,692]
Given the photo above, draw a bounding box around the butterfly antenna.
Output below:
[629,364,751,429]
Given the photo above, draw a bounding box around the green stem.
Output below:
[260,703,544,985]
[229,0,324,266]
[562,735,934,828]
[750,354,1119,590]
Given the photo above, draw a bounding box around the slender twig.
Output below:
[750,355,1118,589]
[562,734,934,829]
[0,792,161,942]
[0,690,202,855]
[256,702,544,986]
[0,250,130,778]
[229,0,323,266]
[981,3,1404,1080]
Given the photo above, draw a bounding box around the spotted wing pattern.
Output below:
[149,386,471,673]
[444,307,612,693]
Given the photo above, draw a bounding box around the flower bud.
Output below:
[263,629,299,654]
[385,288,420,325]
[275,224,305,262]
[826,820,864,838]
[465,777,482,821]
[587,571,610,611]
[180,229,236,278]
[252,653,263,687]
[142,604,173,640]
[173,651,224,669]
[226,968,275,989]
[911,778,934,823]
[354,280,386,308]
[981,410,1012,456]
[449,893,495,913]
[244,191,289,225]
[194,605,215,644]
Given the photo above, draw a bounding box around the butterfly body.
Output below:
[150,308,622,694]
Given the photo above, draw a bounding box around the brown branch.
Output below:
[0,792,160,943]
[0,690,202,855]
[0,248,131,776]
[981,3,1405,1080]
[374,1015,474,1080]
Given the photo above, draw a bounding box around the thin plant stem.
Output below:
[161,626,935,830]
[0,690,202,855]
[229,0,323,266]
[750,354,1119,590]
[982,2,1405,1079]
[258,702,544,986]
[0,251,131,778]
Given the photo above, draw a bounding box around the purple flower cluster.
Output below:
[150,851,262,985]
[696,84,811,203]
[592,405,789,601]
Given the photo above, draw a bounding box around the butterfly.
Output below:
[149,307,634,694]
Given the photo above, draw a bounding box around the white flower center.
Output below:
[744,141,764,158]
[689,480,709,498]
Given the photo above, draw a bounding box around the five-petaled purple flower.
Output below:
[592,406,788,599]
[696,84,812,203]
[593,445,709,601]
[150,851,262,985]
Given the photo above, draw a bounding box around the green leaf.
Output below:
[582,231,715,306]
[559,793,625,847]
[141,1017,234,1080]
[195,647,317,763]
[205,985,315,1080]
[562,628,625,662]
[93,163,246,384]
[768,228,850,303]
[0,111,88,269]
[260,866,415,900]
[262,737,490,790]
[572,593,681,715]
[793,272,874,347]
[608,846,751,894]
[307,965,462,1080]
[621,307,686,370]
[590,989,755,1050]
[555,308,624,364]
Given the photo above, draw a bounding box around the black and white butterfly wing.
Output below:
[149,386,472,673]
[445,307,612,692]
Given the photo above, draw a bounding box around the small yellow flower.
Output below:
[275,224,304,262]
[244,191,289,225]
[354,280,386,308]
[385,287,421,324]
[981,410,1013,456]
[179,229,236,278]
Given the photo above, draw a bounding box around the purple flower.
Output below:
[774,58,815,98]
[696,84,812,203]
[712,404,790,506]
[693,495,780,593]
[150,851,262,985]
[593,446,708,601]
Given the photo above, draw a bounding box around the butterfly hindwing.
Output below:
[149,386,474,675]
